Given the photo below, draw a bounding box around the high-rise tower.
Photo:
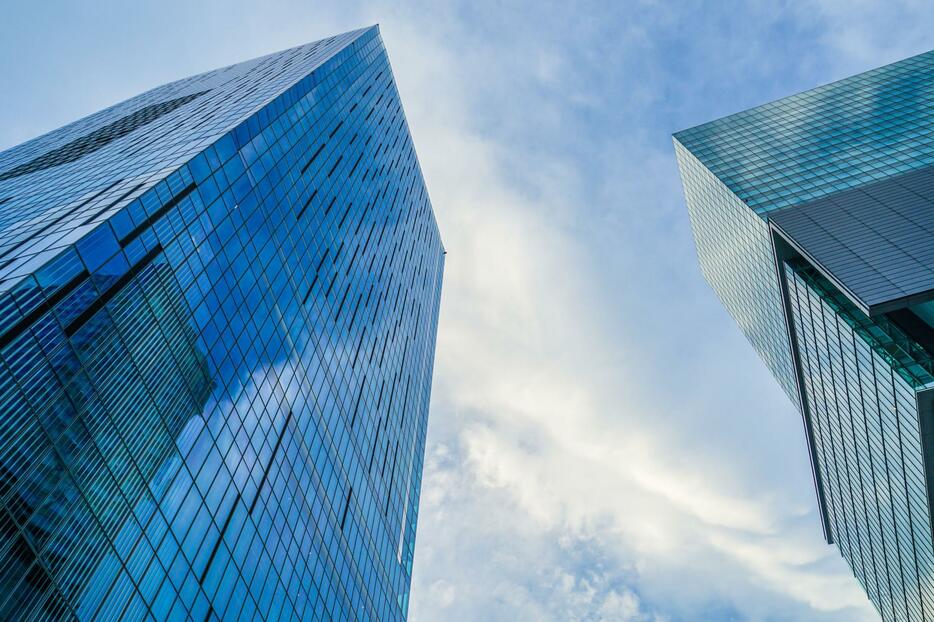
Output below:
[676,52,934,621]
[0,25,444,621]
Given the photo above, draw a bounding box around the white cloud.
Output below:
[372,2,908,620]
[799,0,934,72]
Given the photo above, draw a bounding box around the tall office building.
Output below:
[0,25,444,621]
[675,53,934,621]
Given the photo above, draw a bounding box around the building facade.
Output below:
[0,25,444,621]
[675,52,934,621]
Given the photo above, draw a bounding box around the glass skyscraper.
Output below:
[675,52,934,621]
[0,24,444,621]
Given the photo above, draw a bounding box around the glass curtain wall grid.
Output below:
[0,25,444,622]
[676,49,934,621]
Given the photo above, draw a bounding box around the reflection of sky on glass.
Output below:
[4,1,934,621]
[677,51,934,214]
[0,23,444,620]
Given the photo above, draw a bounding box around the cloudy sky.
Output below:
[3,1,934,620]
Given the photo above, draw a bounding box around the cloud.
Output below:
[797,0,934,71]
[372,1,924,620]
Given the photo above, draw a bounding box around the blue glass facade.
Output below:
[675,51,934,215]
[673,142,799,403]
[786,260,934,621]
[0,24,444,621]
[677,50,934,621]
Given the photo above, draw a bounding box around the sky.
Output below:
[2,1,934,620]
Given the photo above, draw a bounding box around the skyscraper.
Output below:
[0,24,444,622]
[675,53,934,621]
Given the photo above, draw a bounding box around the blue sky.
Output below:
[2,1,934,620]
